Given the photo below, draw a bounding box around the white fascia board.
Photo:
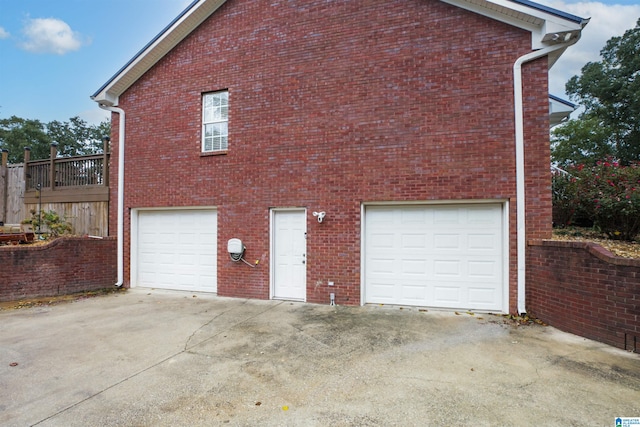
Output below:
[549,95,577,127]
[440,0,587,50]
[91,0,227,106]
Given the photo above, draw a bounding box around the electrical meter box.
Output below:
[227,238,244,255]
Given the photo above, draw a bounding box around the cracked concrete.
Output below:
[0,288,638,426]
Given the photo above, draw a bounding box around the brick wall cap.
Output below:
[528,239,640,267]
[0,236,116,252]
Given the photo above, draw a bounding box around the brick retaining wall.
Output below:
[0,237,117,302]
[527,240,639,352]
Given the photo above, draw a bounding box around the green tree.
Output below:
[0,115,110,163]
[0,116,51,163]
[552,18,640,166]
[551,116,614,167]
[47,116,110,156]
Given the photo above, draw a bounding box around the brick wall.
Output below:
[0,238,117,302]
[107,0,550,312]
[527,240,639,351]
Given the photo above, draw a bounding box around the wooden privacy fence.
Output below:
[0,141,110,236]
[0,151,24,224]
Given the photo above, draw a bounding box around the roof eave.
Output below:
[549,94,577,127]
[91,0,227,106]
[92,0,589,106]
[440,0,588,55]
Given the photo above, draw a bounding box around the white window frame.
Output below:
[202,90,229,152]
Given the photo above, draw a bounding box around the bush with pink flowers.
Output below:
[552,160,640,241]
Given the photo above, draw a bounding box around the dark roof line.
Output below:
[509,0,587,24]
[92,0,588,101]
[91,0,201,99]
[549,94,577,109]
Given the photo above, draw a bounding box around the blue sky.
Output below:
[0,0,192,124]
[0,0,639,125]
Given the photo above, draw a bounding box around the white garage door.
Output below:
[135,209,217,292]
[364,204,504,311]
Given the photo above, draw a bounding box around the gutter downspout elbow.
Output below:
[99,104,125,288]
[513,40,578,315]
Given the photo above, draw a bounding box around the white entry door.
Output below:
[272,209,307,301]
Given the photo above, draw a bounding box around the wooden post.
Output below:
[103,137,110,187]
[50,143,57,191]
[23,147,31,188]
[0,149,7,224]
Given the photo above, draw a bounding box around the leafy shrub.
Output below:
[552,170,580,227]
[22,209,73,238]
[552,160,640,240]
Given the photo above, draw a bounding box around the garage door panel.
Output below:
[400,284,428,302]
[433,234,460,249]
[369,257,395,274]
[136,209,217,292]
[401,208,428,223]
[468,286,498,304]
[367,288,393,303]
[401,259,427,276]
[365,204,504,311]
[468,260,499,278]
[401,233,427,249]
[433,208,460,224]
[467,207,501,225]
[433,260,461,277]
[369,233,395,249]
[468,234,499,251]
[434,285,461,305]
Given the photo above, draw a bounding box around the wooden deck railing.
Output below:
[23,141,110,204]
[26,154,107,190]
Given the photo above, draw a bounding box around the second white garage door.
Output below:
[364,204,505,311]
[135,209,217,292]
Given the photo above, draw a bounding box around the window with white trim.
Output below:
[202,90,228,152]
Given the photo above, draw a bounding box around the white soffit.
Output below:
[92,0,227,106]
[440,0,588,50]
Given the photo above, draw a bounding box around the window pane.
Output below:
[204,107,214,123]
[210,106,223,121]
[215,136,227,151]
[203,123,228,152]
[212,122,227,137]
[216,91,228,104]
[204,94,214,108]
[204,136,213,152]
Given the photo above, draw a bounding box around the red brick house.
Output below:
[92,0,587,314]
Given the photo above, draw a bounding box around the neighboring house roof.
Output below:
[91,0,589,107]
[549,94,577,127]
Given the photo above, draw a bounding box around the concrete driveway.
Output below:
[1,289,638,426]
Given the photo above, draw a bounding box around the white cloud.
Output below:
[541,1,640,99]
[80,108,111,126]
[20,17,86,54]
[0,27,9,39]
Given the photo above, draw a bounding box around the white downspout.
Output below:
[99,104,125,288]
[513,41,576,315]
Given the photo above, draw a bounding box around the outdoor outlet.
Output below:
[328,281,334,286]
